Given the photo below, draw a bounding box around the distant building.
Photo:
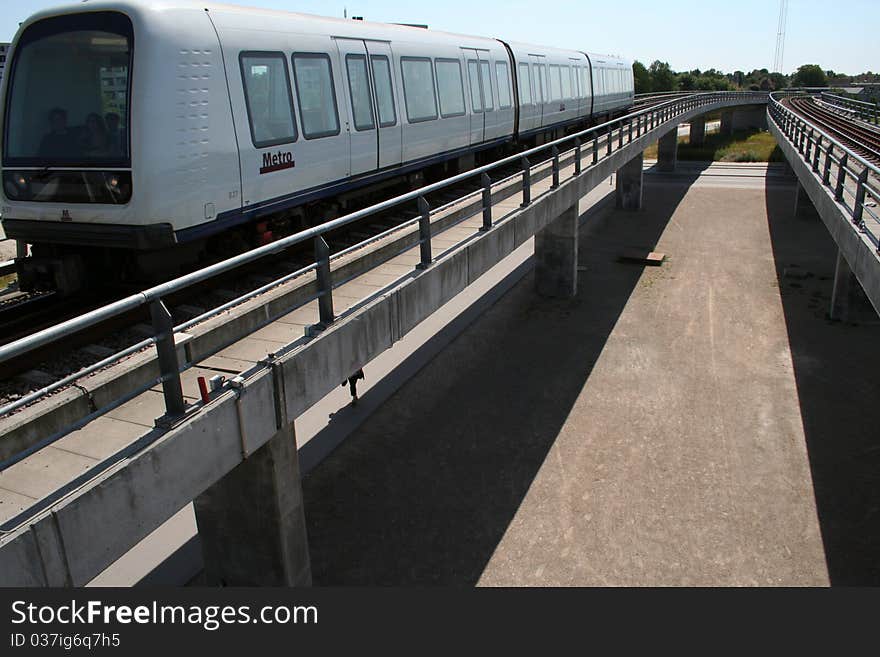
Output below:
[0,43,9,86]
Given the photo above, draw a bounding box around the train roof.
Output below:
[16,0,499,50]
[15,0,631,68]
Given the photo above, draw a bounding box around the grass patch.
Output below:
[645,128,784,163]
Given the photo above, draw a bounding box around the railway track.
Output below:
[786,96,880,164]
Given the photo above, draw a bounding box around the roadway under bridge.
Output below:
[1,91,878,586]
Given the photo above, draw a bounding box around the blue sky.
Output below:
[1,0,877,75]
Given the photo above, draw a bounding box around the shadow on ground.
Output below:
[765,172,880,585]
[300,174,700,585]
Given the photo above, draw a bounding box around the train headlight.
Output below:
[3,172,31,200]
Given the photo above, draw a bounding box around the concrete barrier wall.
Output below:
[0,97,767,587]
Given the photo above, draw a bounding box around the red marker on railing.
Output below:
[197,376,210,404]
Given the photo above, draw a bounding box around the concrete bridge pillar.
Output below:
[535,202,578,298]
[616,152,643,210]
[194,423,312,586]
[720,110,734,136]
[657,129,678,172]
[830,248,877,322]
[689,117,706,146]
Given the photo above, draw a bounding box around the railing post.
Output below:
[804,130,812,163]
[628,120,633,143]
[618,121,624,148]
[574,137,582,175]
[551,146,560,189]
[835,153,848,201]
[521,155,531,207]
[853,168,869,226]
[606,125,613,156]
[150,299,186,418]
[812,136,821,172]
[823,144,833,185]
[481,172,492,231]
[592,136,598,165]
[314,235,335,324]
[417,196,432,269]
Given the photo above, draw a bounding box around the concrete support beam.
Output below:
[689,117,706,146]
[616,152,643,210]
[194,423,312,586]
[657,129,678,172]
[721,110,734,136]
[535,203,578,298]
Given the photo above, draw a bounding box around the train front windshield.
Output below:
[2,12,133,204]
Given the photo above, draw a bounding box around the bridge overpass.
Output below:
[1,89,874,586]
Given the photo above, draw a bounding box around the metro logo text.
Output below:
[260,150,295,174]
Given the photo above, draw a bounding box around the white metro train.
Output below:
[0,0,634,290]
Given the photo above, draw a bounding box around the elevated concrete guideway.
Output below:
[767,97,880,323]
[0,92,771,587]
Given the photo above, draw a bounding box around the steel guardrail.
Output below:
[820,91,879,124]
[769,92,880,249]
[0,91,768,444]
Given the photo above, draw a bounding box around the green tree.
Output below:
[632,60,651,94]
[677,73,696,91]
[768,72,788,90]
[791,64,828,88]
[648,60,676,92]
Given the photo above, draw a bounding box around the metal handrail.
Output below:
[768,92,880,248]
[0,90,767,424]
[820,91,879,124]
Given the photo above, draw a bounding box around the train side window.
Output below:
[541,65,550,103]
[495,61,512,109]
[580,67,589,98]
[401,57,438,123]
[548,64,559,102]
[292,53,340,139]
[435,58,466,118]
[561,65,572,100]
[370,55,397,127]
[480,60,494,111]
[518,63,532,104]
[240,52,297,148]
[532,63,543,103]
[345,54,375,131]
[467,60,482,113]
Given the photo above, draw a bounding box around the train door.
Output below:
[517,60,538,134]
[569,57,583,118]
[478,51,502,140]
[462,47,484,144]
[529,54,546,128]
[365,41,402,170]
[335,38,378,176]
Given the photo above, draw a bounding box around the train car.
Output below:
[0,0,634,292]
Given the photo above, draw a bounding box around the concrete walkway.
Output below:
[301,163,853,586]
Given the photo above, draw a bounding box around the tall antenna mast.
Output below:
[773,0,788,73]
